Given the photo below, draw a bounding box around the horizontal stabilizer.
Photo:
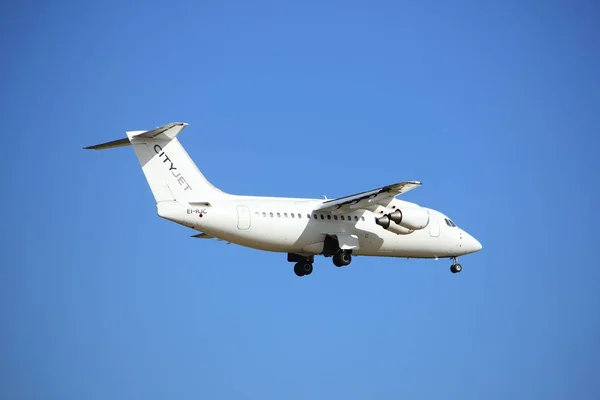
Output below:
[83,122,188,150]
[83,137,130,150]
[132,122,188,140]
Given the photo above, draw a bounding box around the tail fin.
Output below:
[85,122,226,204]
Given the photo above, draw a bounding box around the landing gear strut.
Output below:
[333,251,352,267]
[450,257,462,274]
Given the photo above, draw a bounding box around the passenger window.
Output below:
[307,214,311,219]
[277,212,281,218]
[361,216,365,221]
[298,213,302,219]
[284,213,288,218]
[333,215,338,220]
[262,212,267,217]
[291,213,295,218]
[255,212,259,216]
[320,215,324,220]
[340,215,345,221]
[354,216,358,221]
[327,215,331,220]
[314,214,318,219]
[269,212,273,217]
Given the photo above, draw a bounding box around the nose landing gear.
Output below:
[450,257,462,274]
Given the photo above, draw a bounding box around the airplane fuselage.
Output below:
[157,196,481,259]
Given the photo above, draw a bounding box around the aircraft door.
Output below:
[428,211,440,237]
[236,206,251,230]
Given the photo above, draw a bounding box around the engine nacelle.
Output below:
[384,207,429,230]
[374,215,414,235]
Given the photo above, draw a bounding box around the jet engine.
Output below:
[375,207,429,234]
[388,207,429,230]
[374,214,413,235]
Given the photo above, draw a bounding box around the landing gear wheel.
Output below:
[450,263,462,274]
[294,263,303,276]
[333,251,352,267]
[294,262,313,277]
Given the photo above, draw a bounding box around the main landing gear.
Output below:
[287,248,352,277]
[294,262,313,277]
[450,257,462,274]
[333,251,352,267]
[288,253,314,277]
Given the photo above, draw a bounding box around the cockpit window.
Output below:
[445,218,457,227]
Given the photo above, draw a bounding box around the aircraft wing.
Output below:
[191,232,231,243]
[315,181,422,213]
[192,233,214,239]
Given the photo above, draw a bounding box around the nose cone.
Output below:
[464,233,483,254]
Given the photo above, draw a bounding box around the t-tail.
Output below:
[84,123,227,212]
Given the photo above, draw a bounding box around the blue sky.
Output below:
[1,1,599,398]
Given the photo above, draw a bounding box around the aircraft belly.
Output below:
[352,228,441,258]
[217,222,320,253]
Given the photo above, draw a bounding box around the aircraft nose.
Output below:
[464,232,482,253]
[472,237,482,252]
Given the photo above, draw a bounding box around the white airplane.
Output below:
[85,122,482,277]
